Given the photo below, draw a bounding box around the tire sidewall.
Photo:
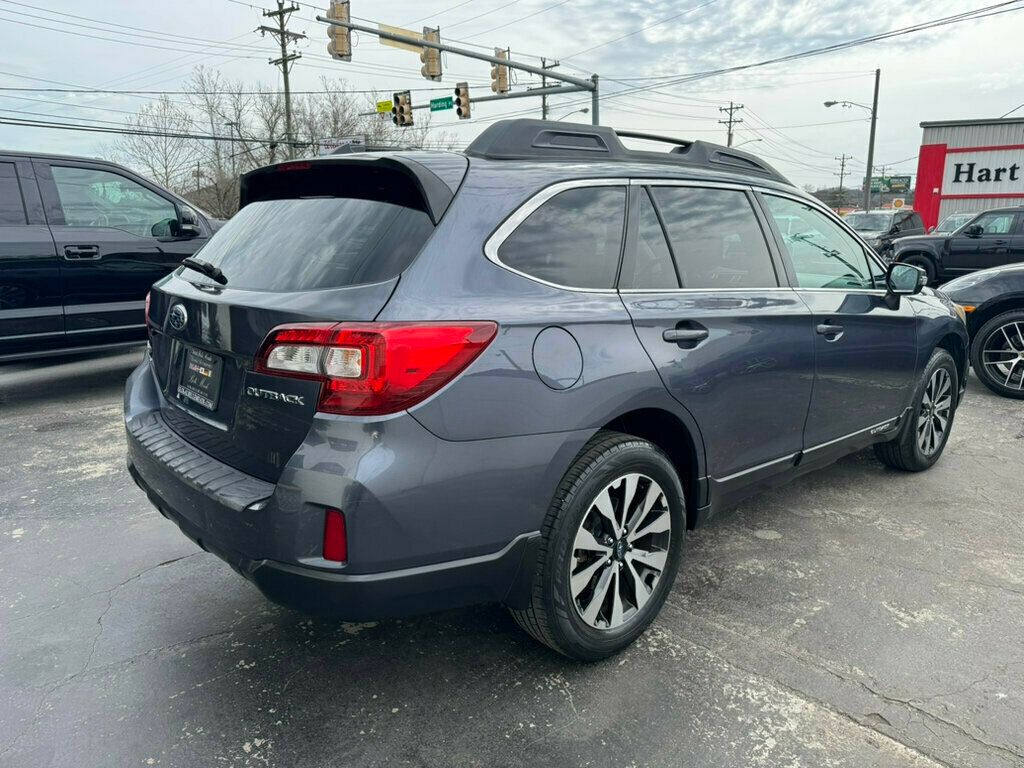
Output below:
[970,311,1024,399]
[544,442,685,660]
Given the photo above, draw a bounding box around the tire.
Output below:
[874,348,958,472]
[900,254,936,286]
[970,310,1024,399]
[511,430,685,661]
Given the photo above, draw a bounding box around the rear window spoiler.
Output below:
[239,154,467,225]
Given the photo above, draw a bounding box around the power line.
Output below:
[463,0,571,39]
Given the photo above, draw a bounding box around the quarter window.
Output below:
[0,163,26,226]
[51,166,178,238]
[497,186,626,289]
[619,188,679,290]
[650,186,778,289]
[763,195,877,290]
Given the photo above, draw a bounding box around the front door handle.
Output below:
[816,322,844,341]
[63,244,100,260]
[663,328,709,344]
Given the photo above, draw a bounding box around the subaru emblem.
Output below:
[168,303,188,331]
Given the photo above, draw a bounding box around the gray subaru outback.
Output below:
[126,119,968,660]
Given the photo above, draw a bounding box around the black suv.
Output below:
[893,206,1024,285]
[0,152,218,362]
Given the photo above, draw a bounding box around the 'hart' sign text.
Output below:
[943,149,1024,195]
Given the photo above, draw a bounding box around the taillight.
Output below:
[254,321,498,416]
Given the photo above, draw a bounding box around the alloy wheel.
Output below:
[917,367,953,456]
[981,321,1024,391]
[568,473,671,631]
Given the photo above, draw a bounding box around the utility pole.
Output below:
[718,101,743,147]
[260,1,305,158]
[862,67,880,211]
[539,58,560,120]
[874,163,891,208]
[834,153,851,213]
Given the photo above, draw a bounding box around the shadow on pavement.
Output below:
[0,346,145,407]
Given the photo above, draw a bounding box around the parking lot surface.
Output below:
[1,349,1022,768]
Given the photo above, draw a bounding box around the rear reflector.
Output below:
[323,508,347,562]
[255,321,498,416]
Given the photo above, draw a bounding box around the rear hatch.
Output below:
[147,154,465,482]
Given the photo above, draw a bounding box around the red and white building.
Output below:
[914,117,1024,229]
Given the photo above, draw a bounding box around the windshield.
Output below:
[935,213,972,233]
[844,213,892,232]
[180,198,434,291]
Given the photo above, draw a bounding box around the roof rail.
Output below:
[465,118,789,184]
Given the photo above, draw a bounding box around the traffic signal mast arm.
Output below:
[316,13,600,124]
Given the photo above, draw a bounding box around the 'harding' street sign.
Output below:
[429,96,453,112]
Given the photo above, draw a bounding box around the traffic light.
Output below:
[392,91,413,127]
[326,0,351,61]
[420,27,442,81]
[490,48,509,94]
[454,82,471,120]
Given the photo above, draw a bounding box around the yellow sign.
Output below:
[892,198,905,209]
[379,24,423,53]
[376,99,393,114]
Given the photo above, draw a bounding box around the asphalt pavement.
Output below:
[1,347,1022,768]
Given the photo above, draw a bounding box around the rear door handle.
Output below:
[816,322,844,341]
[663,328,709,343]
[63,245,100,260]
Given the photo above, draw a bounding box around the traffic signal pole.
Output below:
[317,14,600,125]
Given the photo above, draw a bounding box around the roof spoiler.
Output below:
[238,155,465,224]
[465,118,787,183]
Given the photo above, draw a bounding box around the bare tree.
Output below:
[110,95,197,191]
[109,67,457,217]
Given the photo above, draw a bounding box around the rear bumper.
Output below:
[124,356,583,618]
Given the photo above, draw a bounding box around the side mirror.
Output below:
[177,206,201,238]
[886,262,925,295]
[964,224,983,237]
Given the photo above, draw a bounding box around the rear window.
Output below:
[184,198,434,291]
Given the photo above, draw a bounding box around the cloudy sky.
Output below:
[2,0,1024,188]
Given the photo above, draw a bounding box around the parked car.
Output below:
[0,151,220,362]
[932,211,974,234]
[844,208,926,257]
[125,119,968,661]
[893,206,1024,285]
[941,262,1024,398]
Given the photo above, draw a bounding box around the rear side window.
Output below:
[651,186,778,289]
[619,188,679,290]
[0,163,26,225]
[497,186,626,289]
[187,198,433,291]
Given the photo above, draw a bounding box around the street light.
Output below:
[733,138,762,148]
[825,68,880,211]
[555,107,590,121]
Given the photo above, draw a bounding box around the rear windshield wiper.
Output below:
[180,257,228,285]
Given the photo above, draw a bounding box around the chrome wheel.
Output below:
[917,367,952,456]
[981,321,1024,391]
[568,473,671,631]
